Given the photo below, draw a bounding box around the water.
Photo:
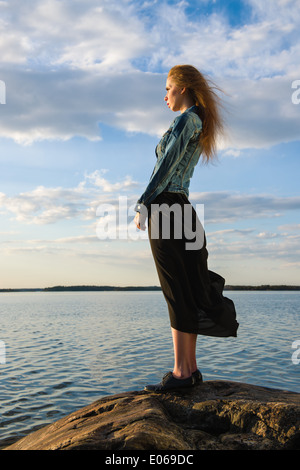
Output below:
[0,290,299,448]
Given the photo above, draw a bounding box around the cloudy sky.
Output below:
[0,0,299,288]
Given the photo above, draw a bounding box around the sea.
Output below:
[0,290,299,449]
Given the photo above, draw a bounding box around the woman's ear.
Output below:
[180,87,186,95]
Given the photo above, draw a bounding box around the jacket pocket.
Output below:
[157,129,172,155]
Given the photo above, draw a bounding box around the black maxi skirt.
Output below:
[148,192,239,337]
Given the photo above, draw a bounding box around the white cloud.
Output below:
[257,232,279,239]
[0,0,149,71]
[190,191,300,224]
[1,170,300,228]
[206,223,300,268]
[278,223,300,231]
[85,170,139,192]
[147,0,300,79]
[207,228,255,237]
[1,67,169,144]
[0,171,140,225]
[221,75,300,149]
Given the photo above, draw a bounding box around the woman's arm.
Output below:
[136,113,198,210]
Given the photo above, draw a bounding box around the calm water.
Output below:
[0,290,299,448]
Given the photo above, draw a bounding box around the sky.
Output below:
[0,0,299,288]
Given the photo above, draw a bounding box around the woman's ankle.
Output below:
[172,367,194,379]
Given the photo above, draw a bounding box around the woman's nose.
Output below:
[164,94,168,101]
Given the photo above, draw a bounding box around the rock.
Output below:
[4,380,300,450]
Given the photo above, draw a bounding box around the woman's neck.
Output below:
[180,98,196,114]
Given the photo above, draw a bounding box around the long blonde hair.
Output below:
[168,65,224,163]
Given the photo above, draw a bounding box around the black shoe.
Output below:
[144,371,194,392]
[192,369,203,384]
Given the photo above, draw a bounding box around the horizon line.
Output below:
[1,284,300,292]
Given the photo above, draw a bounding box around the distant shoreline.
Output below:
[1,285,300,292]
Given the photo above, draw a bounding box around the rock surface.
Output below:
[4,380,300,450]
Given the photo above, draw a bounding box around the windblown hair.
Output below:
[168,65,225,163]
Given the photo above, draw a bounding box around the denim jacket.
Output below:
[135,105,203,212]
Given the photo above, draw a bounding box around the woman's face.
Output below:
[164,77,184,112]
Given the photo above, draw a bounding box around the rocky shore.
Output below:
[4,380,300,450]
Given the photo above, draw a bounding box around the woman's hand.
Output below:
[134,212,146,231]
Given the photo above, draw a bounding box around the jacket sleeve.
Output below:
[135,114,196,211]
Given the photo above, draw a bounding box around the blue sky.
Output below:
[0,0,299,288]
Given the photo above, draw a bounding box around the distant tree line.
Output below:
[1,285,300,292]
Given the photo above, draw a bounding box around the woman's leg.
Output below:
[171,328,197,379]
[144,328,199,391]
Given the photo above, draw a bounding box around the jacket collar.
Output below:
[183,104,199,114]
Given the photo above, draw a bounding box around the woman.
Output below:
[134,65,238,392]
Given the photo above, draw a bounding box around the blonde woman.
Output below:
[134,65,238,392]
